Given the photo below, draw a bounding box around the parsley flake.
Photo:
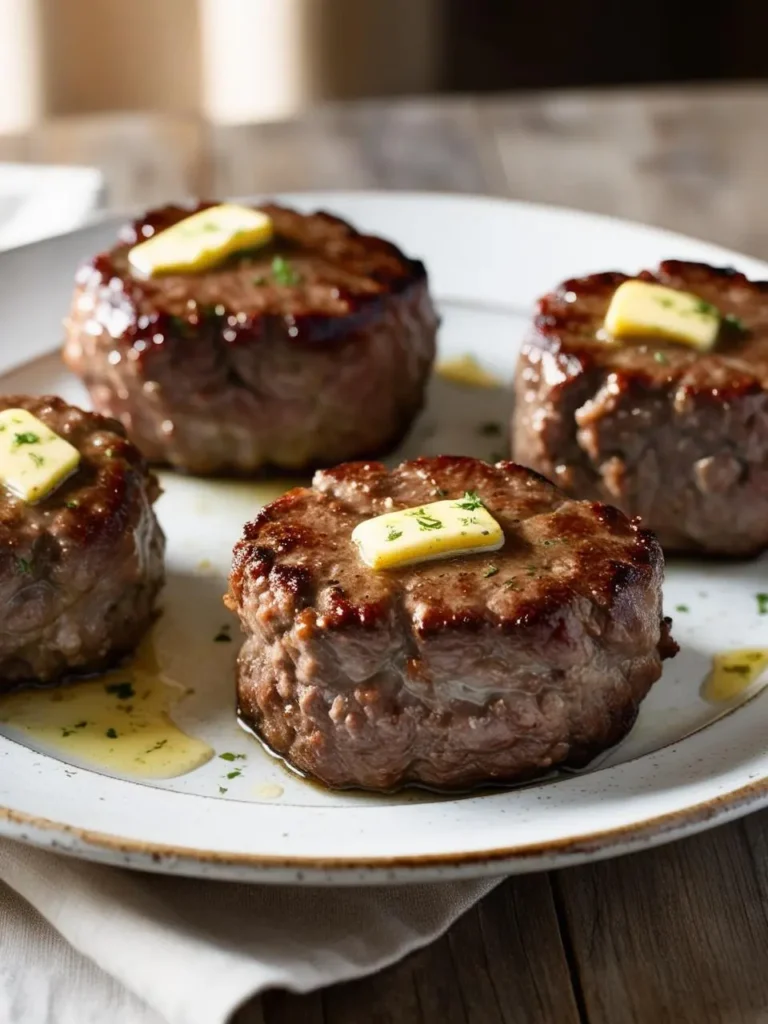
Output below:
[271,256,301,286]
[723,313,746,333]
[478,422,502,436]
[675,604,689,613]
[106,728,118,739]
[13,431,39,446]
[28,452,44,468]
[106,681,135,700]
[406,507,443,531]
[14,556,32,575]
[219,752,246,762]
[214,627,232,643]
[226,769,242,780]
[654,351,669,365]
[757,593,768,615]
[454,491,484,511]
[484,565,499,578]
[693,299,718,318]
[386,525,403,542]
[219,787,228,795]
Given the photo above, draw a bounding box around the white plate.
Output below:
[0,191,767,885]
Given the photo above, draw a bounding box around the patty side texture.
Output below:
[63,203,439,475]
[513,260,768,555]
[0,395,165,688]
[227,455,676,791]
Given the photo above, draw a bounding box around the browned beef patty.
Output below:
[226,455,676,792]
[0,395,164,689]
[513,260,768,556]
[63,203,438,476]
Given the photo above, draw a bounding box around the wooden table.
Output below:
[5,84,768,1024]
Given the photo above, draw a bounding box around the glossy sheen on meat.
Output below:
[512,260,768,556]
[0,396,164,689]
[226,455,676,791]
[63,203,438,476]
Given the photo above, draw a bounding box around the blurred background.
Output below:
[1,0,767,257]
[1,0,767,132]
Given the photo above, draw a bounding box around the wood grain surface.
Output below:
[4,84,768,1024]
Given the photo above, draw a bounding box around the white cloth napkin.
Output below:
[0,839,501,1024]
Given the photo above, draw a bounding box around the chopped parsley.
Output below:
[28,452,44,468]
[146,739,168,754]
[219,752,246,762]
[454,491,484,511]
[75,721,87,729]
[723,313,746,333]
[226,769,242,780]
[168,315,195,338]
[654,351,669,365]
[657,297,674,309]
[693,299,718,318]
[675,604,689,613]
[106,681,135,700]
[460,516,479,526]
[14,556,32,575]
[66,500,79,509]
[406,507,443,531]
[757,593,768,615]
[219,787,228,795]
[503,579,521,590]
[484,565,499,578]
[13,431,39,446]
[213,626,232,642]
[271,256,301,286]
[478,422,502,436]
[386,525,403,542]
[106,728,118,739]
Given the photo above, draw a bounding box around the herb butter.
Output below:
[128,204,274,277]
[352,491,504,570]
[0,409,79,502]
[603,280,720,351]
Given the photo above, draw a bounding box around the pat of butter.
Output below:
[0,409,80,502]
[603,280,720,351]
[352,493,504,570]
[128,204,273,277]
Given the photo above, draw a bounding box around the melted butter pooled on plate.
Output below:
[435,354,503,388]
[0,640,213,779]
[701,649,768,704]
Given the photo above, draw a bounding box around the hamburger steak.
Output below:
[63,202,438,476]
[0,396,164,690]
[513,260,768,556]
[226,455,677,791]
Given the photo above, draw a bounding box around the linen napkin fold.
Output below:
[0,839,501,1024]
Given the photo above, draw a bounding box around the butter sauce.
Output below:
[0,640,213,779]
[701,648,768,704]
[435,354,504,388]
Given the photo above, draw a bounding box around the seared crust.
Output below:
[228,455,675,791]
[63,203,438,476]
[513,260,768,555]
[0,395,165,687]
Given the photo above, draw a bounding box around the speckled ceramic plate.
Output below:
[0,192,766,885]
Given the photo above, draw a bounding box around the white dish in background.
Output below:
[0,162,103,251]
[0,191,766,885]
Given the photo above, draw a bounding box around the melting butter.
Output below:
[435,354,503,388]
[0,640,213,779]
[701,648,768,704]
